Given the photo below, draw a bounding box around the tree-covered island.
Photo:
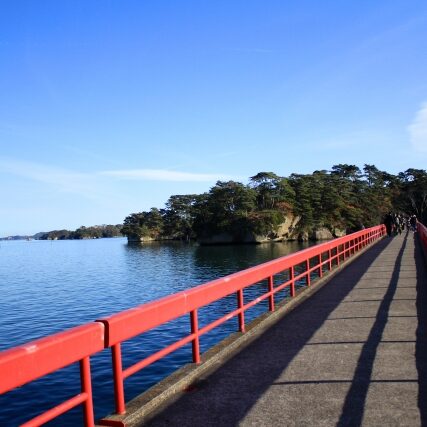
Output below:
[1,225,123,241]
[37,224,123,240]
[121,164,427,245]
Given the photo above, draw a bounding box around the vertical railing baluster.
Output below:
[80,357,95,427]
[237,289,245,332]
[111,343,126,415]
[190,310,201,363]
[306,259,311,287]
[268,276,275,312]
[318,254,323,278]
[289,266,295,297]
[328,249,332,270]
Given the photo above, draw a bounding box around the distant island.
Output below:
[4,164,426,245]
[1,224,123,241]
[120,164,427,244]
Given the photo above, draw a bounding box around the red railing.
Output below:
[0,323,104,427]
[418,221,427,252]
[0,225,386,426]
[98,225,386,416]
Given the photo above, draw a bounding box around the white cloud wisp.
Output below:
[0,158,103,199]
[99,169,237,182]
[0,159,239,198]
[408,102,427,153]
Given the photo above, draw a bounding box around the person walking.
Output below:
[410,215,417,232]
[384,212,394,237]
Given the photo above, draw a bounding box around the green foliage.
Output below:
[162,194,202,240]
[121,165,427,242]
[192,181,257,239]
[250,172,295,210]
[121,208,164,239]
[39,225,122,240]
[396,169,427,222]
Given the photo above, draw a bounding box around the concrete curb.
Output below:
[98,239,384,427]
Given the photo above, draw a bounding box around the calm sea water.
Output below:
[0,238,312,426]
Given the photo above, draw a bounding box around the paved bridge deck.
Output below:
[145,232,427,426]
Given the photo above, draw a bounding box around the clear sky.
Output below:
[1,1,427,235]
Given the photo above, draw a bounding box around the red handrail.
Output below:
[418,221,427,251]
[97,225,386,415]
[0,323,105,426]
[0,225,386,425]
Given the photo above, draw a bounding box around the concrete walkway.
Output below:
[146,232,427,427]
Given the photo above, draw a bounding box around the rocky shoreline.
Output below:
[127,215,346,245]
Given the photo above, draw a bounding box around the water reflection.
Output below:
[0,238,316,426]
[193,241,313,279]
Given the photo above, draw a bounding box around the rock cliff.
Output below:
[197,215,346,245]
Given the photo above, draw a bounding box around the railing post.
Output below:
[236,289,245,332]
[337,246,341,266]
[111,343,126,415]
[190,309,201,364]
[306,259,311,287]
[80,357,95,427]
[328,249,332,270]
[318,254,323,278]
[289,266,295,297]
[268,276,275,312]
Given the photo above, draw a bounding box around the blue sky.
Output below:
[1,1,427,235]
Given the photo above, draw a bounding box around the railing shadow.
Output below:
[414,233,427,426]
[147,237,393,426]
[336,235,407,426]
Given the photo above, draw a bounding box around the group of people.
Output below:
[383,212,417,237]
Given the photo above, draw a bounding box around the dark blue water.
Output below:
[0,238,312,426]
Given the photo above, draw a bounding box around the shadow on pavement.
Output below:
[336,235,407,427]
[414,234,427,426]
[147,237,393,427]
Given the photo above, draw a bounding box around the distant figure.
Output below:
[395,214,403,235]
[384,212,393,237]
[410,215,417,232]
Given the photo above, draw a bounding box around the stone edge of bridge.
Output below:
[97,238,384,427]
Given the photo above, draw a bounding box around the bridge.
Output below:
[1,224,427,426]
